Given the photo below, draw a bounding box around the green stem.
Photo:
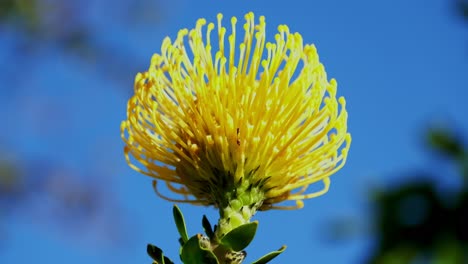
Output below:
[214,179,265,240]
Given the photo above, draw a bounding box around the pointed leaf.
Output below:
[180,234,219,264]
[252,245,287,264]
[220,221,258,251]
[147,244,164,263]
[202,215,214,239]
[163,256,174,264]
[173,205,189,244]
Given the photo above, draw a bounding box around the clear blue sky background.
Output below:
[1,0,468,263]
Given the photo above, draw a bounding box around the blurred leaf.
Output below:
[369,246,418,264]
[427,126,463,158]
[432,240,464,264]
[365,125,468,263]
[456,0,468,21]
[453,191,468,243]
[426,125,468,181]
[0,0,40,32]
[374,181,447,252]
[0,0,15,17]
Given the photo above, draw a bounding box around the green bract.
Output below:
[146,205,285,264]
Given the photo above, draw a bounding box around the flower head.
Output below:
[121,12,351,211]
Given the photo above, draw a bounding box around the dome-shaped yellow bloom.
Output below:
[121,12,351,212]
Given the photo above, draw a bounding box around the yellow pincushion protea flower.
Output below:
[121,12,350,225]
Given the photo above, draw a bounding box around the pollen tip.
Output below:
[338,96,346,105]
[197,18,207,26]
[296,200,304,209]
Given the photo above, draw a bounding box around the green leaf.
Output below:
[180,234,219,264]
[147,244,164,263]
[252,245,287,264]
[220,221,258,251]
[173,205,189,244]
[163,256,174,264]
[202,215,214,239]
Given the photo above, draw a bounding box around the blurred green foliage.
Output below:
[0,0,40,31]
[456,0,468,22]
[367,125,468,264]
[366,2,468,262]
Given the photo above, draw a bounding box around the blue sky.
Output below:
[1,0,468,263]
